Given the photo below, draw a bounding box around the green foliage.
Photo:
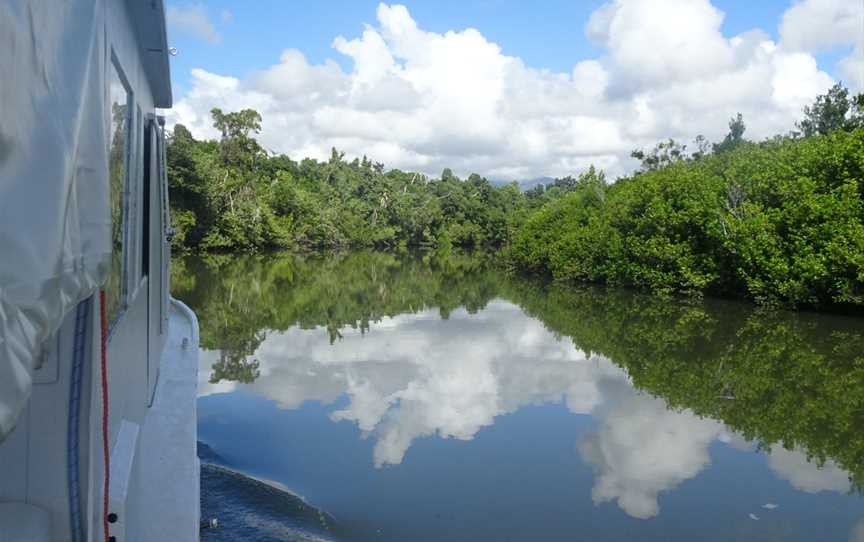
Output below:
[712,112,747,154]
[512,128,864,308]
[167,110,533,252]
[797,83,864,137]
[168,86,864,309]
[210,107,264,166]
[508,167,607,273]
[717,131,864,306]
[631,138,690,172]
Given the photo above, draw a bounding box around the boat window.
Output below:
[106,57,132,328]
[157,122,170,334]
[134,105,143,287]
[142,119,151,279]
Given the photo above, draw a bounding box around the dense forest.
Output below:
[167,84,864,308]
[167,110,532,251]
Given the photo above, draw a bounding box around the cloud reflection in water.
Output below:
[198,298,853,519]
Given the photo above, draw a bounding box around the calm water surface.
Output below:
[172,251,864,542]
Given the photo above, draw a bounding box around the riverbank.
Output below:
[167,87,864,311]
[509,127,864,310]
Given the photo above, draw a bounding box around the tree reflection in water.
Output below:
[174,250,864,515]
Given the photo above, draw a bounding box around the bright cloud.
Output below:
[779,0,863,92]
[168,1,851,180]
[779,0,863,53]
[586,0,734,88]
[840,48,864,91]
[167,3,221,45]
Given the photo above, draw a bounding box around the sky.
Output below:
[165,0,864,181]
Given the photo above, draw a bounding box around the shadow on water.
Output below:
[198,442,340,542]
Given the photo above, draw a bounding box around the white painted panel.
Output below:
[0,502,52,542]
[0,409,28,501]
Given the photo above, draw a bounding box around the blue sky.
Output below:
[165,1,862,180]
[167,1,849,94]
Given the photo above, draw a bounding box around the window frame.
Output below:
[129,104,145,301]
[157,118,170,334]
[106,50,134,335]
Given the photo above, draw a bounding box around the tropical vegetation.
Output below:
[167,84,864,308]
[167,109,529,251]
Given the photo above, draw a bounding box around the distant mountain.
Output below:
[489,177,554,191]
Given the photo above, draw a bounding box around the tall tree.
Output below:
[713,113,746,154]
[691,135,711,160]
[631,139,688,172]
[210,107,264,166]
[796,83,864,137]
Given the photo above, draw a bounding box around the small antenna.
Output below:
[169,47,179,56]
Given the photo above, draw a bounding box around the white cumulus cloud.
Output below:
[168,1,847,180]
[779,0,863,91]
[779,0,863,53]
[840,47,864,91]
[586,0,734,89]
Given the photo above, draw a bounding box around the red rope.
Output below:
[99,290,110,541]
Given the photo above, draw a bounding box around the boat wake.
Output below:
[198,442,340,542]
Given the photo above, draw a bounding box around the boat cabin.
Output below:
[0,1,199,541]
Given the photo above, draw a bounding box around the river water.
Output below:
[172,250,864,542]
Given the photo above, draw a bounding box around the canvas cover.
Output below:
[0,0,109,440]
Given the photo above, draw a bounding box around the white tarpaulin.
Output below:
[0,0,109,440]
